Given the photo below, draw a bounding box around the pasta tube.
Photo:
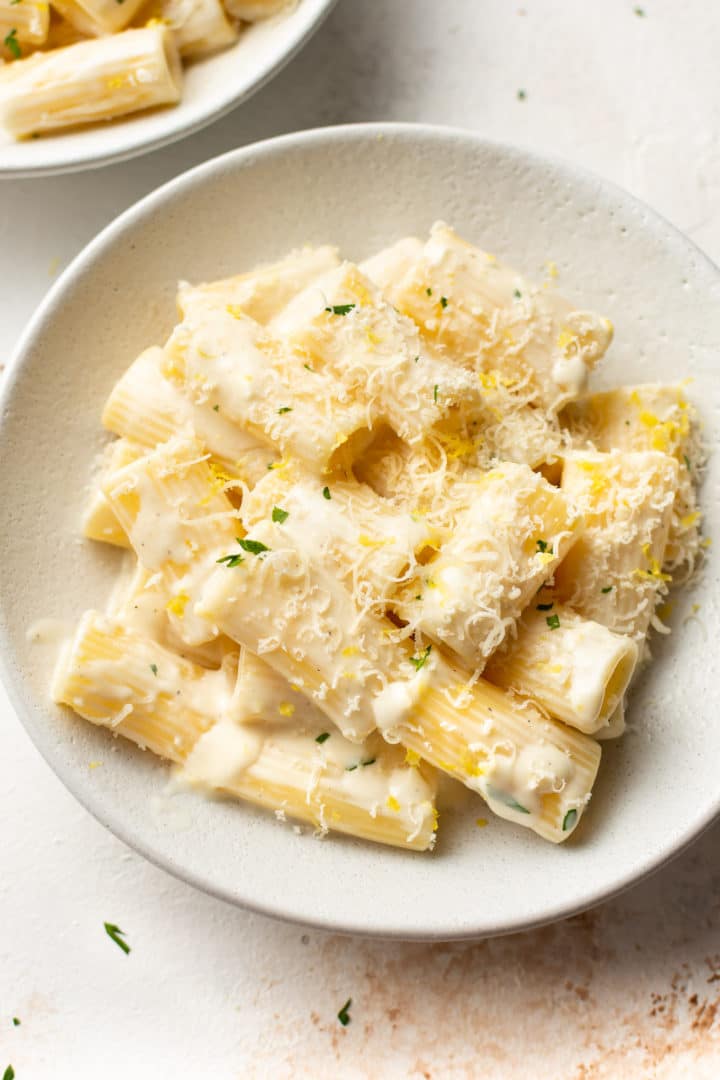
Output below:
[102,345,270,482]
[363,221,614,413]
[0,1,49,59]
[139,0,238,59]
[555,450,679,641]
[53,612,437,850]
[485,605,638,734]
[177,246,340,324]
[270,262,483,443]
[82,438,145,549]
[50,0,146,36]
[165,301,371,474]
[222,0,290,19]
[398,463,581,668]
[0,26,182,139]
[562,383,703,577]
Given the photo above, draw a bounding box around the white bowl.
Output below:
[0,0,336,178]
[1,124,718,940]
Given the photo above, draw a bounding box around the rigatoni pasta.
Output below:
[53,223,704,850]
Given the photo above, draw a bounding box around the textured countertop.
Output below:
[1,2,719,1076]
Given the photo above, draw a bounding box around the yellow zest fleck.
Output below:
[161,357,184,383]
[502,328,516,345]
[692,603,701,613]
[536,551,555,566]
[639,410,659,428]
[545,260,559,279]
[404,749,421,767]
[701,537,712,548]
[478,371,498,390]
[88,761,103,770]
[278,702,295,717]
[431,807,440,832]
[342,646,358,657]
[226,304,245,320]
[475,817,488,828]
[438,759,453,771]
[557,328,576,351]
[358,534,393,547]
[436,431,479,460]
[485,253,497,265]
[145,16,169,27]
[332,433,349,451]
[366,330,382,346]
[166,593,189,617]
[680,511,700,529]
[106,75,127,91]
[386,795,400,813]
[484,469,506,481]
[340,671,358,681]
[462,752,485,778]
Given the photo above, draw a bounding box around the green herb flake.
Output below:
[440,296,448,308]
[415,594,422,601]
[278,406,292,414]
[322,486,331,500]
[4,29,21,59]
[337,998,352,1026]
[536,539,549,553]
[325,303,355,316]
[303,363,315,372]
[683,454,691,470]
[563,808,578,831]
[315,732,330,744]
[514,289,522,299]
[217,539,246,568]
[10,0,21,5]
[517,88,527,101]
[433,384,439,404]
[238,538,270,556]
[272,506,289,524]
[536,602,554,612]
[486,783,530,814]
[362,757,376,768]
[633,5,645,15]
[11,1019,20,1027]
[3,1067,15,1080]
[212,404,220,412]
[546,614,561,630]
[414,355,420,363]
[426,287,433,297]
[601,585,613,594]
[410,644,432,671]
[346,764,358,772]
[150,664,158,676]
[104,922,130,955]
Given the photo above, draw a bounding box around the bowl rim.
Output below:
[0,0,338,180]
[2,121,719,940]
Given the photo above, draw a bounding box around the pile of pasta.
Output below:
[0,0,287,139]
[53,222,704,851]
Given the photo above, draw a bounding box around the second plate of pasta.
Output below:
[1,125,717,938]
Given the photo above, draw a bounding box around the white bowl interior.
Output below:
[0,0,335,177]
[1,125,719,938]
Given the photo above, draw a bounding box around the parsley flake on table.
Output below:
[517,88,527,101]
[11,1019,20,1027]
[3,1067,15,1080]
[104,922,131,955]
[337,998,352,1026]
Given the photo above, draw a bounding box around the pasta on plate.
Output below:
[52,222,705,851]
[0,0,289,139]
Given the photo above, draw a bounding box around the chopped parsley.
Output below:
[217,539,246,568]
[346,758,376,772]
[238,538,270,556]
[3,1067,15,1080]
[683,454,691,470]
[440,296,448,308]
[517,88,527,101]
[315,732,330,744]
[322,486,331,500]
[4,29,20,59]
[433,384,439,403]
[633,5,645,15]
[536,602,554,612]
[11,1019,19,1027]
[278,406,292,414]
[272,506,289,524]
[546,614,561,630]
[426,287,433,297]
[536,539,549,553]
[410,644,432,671]
[104,922,130,955]
[563,809,578,831]
[414,355,420,363]
[601,585,613,594]
[486,783,530,814]
[325,304,355,316]
[149,664,158,676]
[514,288,522,299]
[337,998,352,1026]
[303,363,315,372]
[212,404,220,412]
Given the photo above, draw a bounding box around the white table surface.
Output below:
[2,2,720,1077]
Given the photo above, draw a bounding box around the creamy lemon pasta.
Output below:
[52,222,704,850]
[0,0,291,139]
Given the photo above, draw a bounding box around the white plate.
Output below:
[0,0,336,178]
[1,124,718,940]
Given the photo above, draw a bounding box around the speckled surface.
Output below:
[1,1,720,1076]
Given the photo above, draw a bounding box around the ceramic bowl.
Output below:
[0,0,336,178]
[1,124,718,939]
